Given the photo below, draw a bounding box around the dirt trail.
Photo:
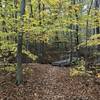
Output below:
[0,64,100,100]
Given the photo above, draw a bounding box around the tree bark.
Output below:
[16,0,26,85]
[95,0,100,34]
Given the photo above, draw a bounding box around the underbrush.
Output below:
[70,59,100,79]
[0,65,16,72]
[70,59,92,77]
[0,64,33,76]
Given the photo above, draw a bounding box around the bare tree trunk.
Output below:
[95,0,100,34]
[16,0,26,85]
[69,24,73,64]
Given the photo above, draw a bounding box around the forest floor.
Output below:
[0,64,100,100]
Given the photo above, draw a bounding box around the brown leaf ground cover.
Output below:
[0,64,100,100]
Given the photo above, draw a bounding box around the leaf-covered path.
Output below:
[0,64,100,100]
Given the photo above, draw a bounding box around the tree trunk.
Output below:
[69,24,73,64]
[16,0,26,85]
[95,0,100,34]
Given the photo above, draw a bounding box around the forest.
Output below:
[0,0,100,100]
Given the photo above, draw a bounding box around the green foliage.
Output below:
[0,65,16,72]
[23,50,37,61]
[79,34,100,47]
[70,58,86,76]
[0,0,100,64]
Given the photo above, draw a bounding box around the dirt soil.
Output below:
[0,64,100,100]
